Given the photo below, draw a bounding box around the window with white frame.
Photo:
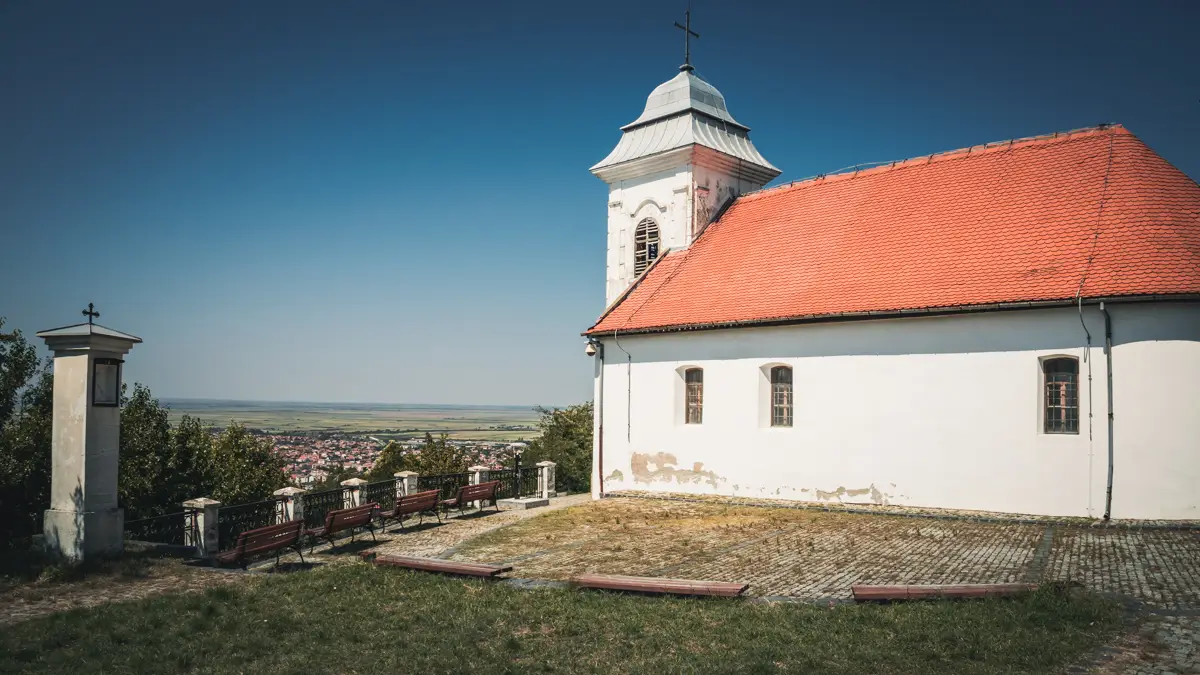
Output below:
[1043,357,1079,434]
[770,366,793,427]
[684,368,703,424]
[634,218,660,277]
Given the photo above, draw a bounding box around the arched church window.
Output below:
[634,218,660,277]
[770,366,793,427]
[684,368,703,424]
[1043,357,1079,434]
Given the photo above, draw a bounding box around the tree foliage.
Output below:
[410,433,470,476]
[364,433,468,481]
[365,441,406,481]
[310,463,363,492]
[0,319,53,543]
[118,387,289,516]
[524,402,593,494]
[208,423,289,504]
[0,318,290,544]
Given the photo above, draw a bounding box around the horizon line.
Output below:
[158,396,560,409]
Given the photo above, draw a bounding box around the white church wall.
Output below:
[590,302,1200,519]
[1106,302,1200,520]
[690,163,762,236]
[604,167,690,306]
[603,161,767,306]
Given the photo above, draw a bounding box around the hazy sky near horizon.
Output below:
[2,1,1197,406]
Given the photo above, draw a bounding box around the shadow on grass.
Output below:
[250,561,322,575]
[0,545,166,590]
[379,520,445,536]
[447,509,502,522]
[313,539,380,557]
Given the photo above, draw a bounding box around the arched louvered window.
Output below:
[634,218,660,277]
[684,368,703,424]
[770,366,793,427]
[1043,357,1079,434]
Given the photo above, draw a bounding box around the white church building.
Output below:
[584,63,1200,520]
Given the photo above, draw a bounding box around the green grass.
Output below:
[0,563,1119,674]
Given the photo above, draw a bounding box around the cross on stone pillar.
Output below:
[37,314,142,561]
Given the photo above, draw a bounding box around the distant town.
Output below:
[264,432,529,486]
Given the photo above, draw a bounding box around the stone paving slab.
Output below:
[365,493,591,560]
[1046,528,1200,610]
[452,498,1047,599]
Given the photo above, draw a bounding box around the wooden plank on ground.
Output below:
[572,573,748,598]
[371,553,512,578]
[851,583,1039,602]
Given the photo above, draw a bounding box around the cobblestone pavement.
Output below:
[0,558,248,627]
[451,497,1047,598]
[449,495,1200,674]
[337,493,591,561]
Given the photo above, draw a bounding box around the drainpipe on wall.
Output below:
[588,339,605,498]
[1101,302,1115,521]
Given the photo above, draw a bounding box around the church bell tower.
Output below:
[590,16,780,306]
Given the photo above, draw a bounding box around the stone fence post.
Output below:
[341,478,367,508]
[469,466,488,508]
[182,498,221,558]
[537,461,557,499]
[274,487,306,523]
[395,471,419,498]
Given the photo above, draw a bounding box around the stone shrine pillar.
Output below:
[37,317,141,561]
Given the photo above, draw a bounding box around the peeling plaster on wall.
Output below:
[630,452,722,489]
[811,484,892,505]
[606,469,625,483]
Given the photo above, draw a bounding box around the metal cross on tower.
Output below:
[82,303,100,325]
[674,8,699,72]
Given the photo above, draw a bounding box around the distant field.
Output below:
[163,399,541,441]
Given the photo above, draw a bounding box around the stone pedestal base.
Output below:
[497,497,550,511]
[43,508,124,561]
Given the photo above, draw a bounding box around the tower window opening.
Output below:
[634,218,660,277]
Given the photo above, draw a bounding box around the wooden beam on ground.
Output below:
[572,573,749,598]
[370,553,512,578]
[851,583,1039,602]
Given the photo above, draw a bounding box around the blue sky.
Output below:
[1,0,1196,406]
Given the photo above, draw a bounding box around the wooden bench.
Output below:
[214,519,304,569]
[851,583,1038,602]
[368,553,512,578]
[440,480,502,515]
[305,503,379,553]
[378,489,441,530]
[572,573,749,598]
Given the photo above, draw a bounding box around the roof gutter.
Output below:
[583,293,1200,338]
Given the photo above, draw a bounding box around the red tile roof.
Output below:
[588,125,1200,336]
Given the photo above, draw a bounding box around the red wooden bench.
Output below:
[305,503,379,553]
[572,573,748,598]
[851,583,1038,602]
[367,553,512,578]
[378,489,441,530]
[214,519,304,569]
[441,480,501,516]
